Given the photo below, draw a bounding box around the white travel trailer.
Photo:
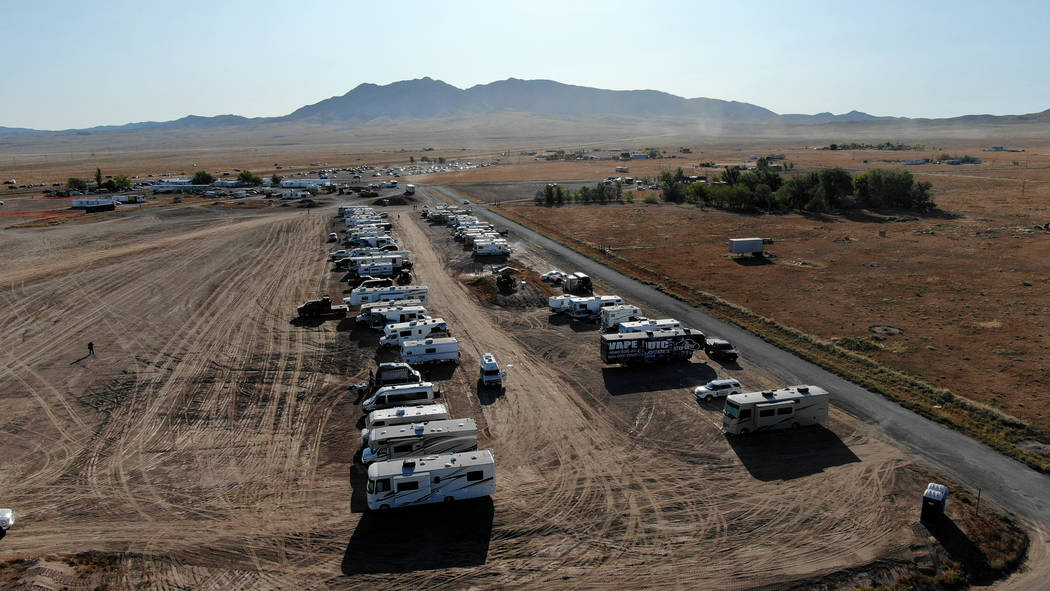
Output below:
[361,418,479,464]
[379,318,450,348]
[618,318,682,333]
[549,295,582,314]
[366,449,496,510]
[361,403,450,445]
[722,385,829,435]
[361,382,437,413]
[569,295,625,320]
[355,305,429,329]
[344,285,429,307]
[474,240,511,256]
[401,337,460,364]
[600,305,644,330]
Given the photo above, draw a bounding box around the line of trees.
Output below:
[534,165,934,213]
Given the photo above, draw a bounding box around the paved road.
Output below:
[422,184,1050,529]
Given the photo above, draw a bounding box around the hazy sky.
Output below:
[4,0,1048,129]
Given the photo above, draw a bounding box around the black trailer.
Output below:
[600,328,705,365]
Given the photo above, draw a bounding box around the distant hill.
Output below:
[2,78,1048,141]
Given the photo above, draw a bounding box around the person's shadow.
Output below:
[70,354,92,365]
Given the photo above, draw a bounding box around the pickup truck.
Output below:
[296,296,349,319]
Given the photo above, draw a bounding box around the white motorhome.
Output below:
[379,318,449,348]
[361,382,437,413]
[344,285,429,307]
[366,449,496,510]
[360,403,450,445]
[474,241,511,256]
[722,385,829,435]
[401,337,460,364]
[600,305,644,330]
[569,295,625,320]
[361,418,478,464]
[355,305,429,329]
[618,318,682,333]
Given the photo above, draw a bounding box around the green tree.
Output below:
[271,174,284,186]
[237,170,262,186]
[67,177,88,192]
[113,175,132,191]
[192,171,215,185]
[818,167,854,208]
[719,166,742,186]
[543,183,555,206]
[95,168,102,188]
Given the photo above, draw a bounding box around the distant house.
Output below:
[902,159,928,165]
[630,153,649,159]
[72,198,116,212]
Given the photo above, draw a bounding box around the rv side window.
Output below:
[466,470,484,482]
[393,444,413,453]
[373,420,386,427]
[409,391,427,401]
[366,479,375,494]
[759,409,775,418]
[426,348,436,354]
[397,481,419,492]
[375,478,391,492]
[400,331,411,337]
[389,394,406,403]
[433,476,440,484]
[777,407,793,415]
[739,409,752,419]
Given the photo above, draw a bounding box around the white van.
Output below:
[361,418,478,464]
[380,318,449,348]
[401,337,460,364]
[361,403,450,445]
[361,382,437,413]
[366,449,496,510]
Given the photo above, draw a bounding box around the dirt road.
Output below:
[0,197,1003,589]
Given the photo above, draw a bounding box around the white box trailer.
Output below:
[729,237,772,256]
[722,385,829,435]
[356,305,429,328]
[345,285,429,307]
[361,403,450,445]
[361,418,478,464]
[618,318,682,333]
[362,382,437,413]
[401,337,460,364]
[366,449,496,510]
[601,305,644,330]
[380,318,449,348]
[569,295,625,320]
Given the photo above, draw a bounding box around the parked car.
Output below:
[705,338,739,362]
[328,232,339,242]
[693,378,741,401]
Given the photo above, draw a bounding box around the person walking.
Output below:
[87,342,94,356]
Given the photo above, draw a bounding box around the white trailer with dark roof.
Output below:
[722,385,829,435]
[366,449,496,510]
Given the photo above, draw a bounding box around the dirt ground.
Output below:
[0,188,1030,589]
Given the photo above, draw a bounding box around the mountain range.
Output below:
[6,77,1049,136]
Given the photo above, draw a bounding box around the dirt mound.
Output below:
[371,195,416,206]
[465,269,552,309]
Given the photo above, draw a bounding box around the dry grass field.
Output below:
[455,146,1050,464]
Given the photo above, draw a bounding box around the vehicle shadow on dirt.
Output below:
[418,362,458,383]
[341,498,494,574]
[476,379,505,405]
[726,426,860,481]
[922,513,994,583]
[289,316,328,328]
[601,361,717,395]
[731,256,773,266]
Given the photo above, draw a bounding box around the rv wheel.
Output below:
[444,496,454,503]
[704,394,713,402]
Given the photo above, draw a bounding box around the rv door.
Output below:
[392,473,431,506]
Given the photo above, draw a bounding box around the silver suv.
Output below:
[693,378,741,401]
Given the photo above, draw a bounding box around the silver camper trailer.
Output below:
[401,337,460,364]
[360,403,450,445]
[361,382,437,413]
[361,418,479,464]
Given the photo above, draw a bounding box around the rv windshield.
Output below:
[723,401,740,419]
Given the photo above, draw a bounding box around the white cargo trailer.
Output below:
[366,449,496,510]
[361,403,450,445]
[401,337,460,364]
[722,385,829,435]
[361,418,478,464]
[729,237,772,257]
